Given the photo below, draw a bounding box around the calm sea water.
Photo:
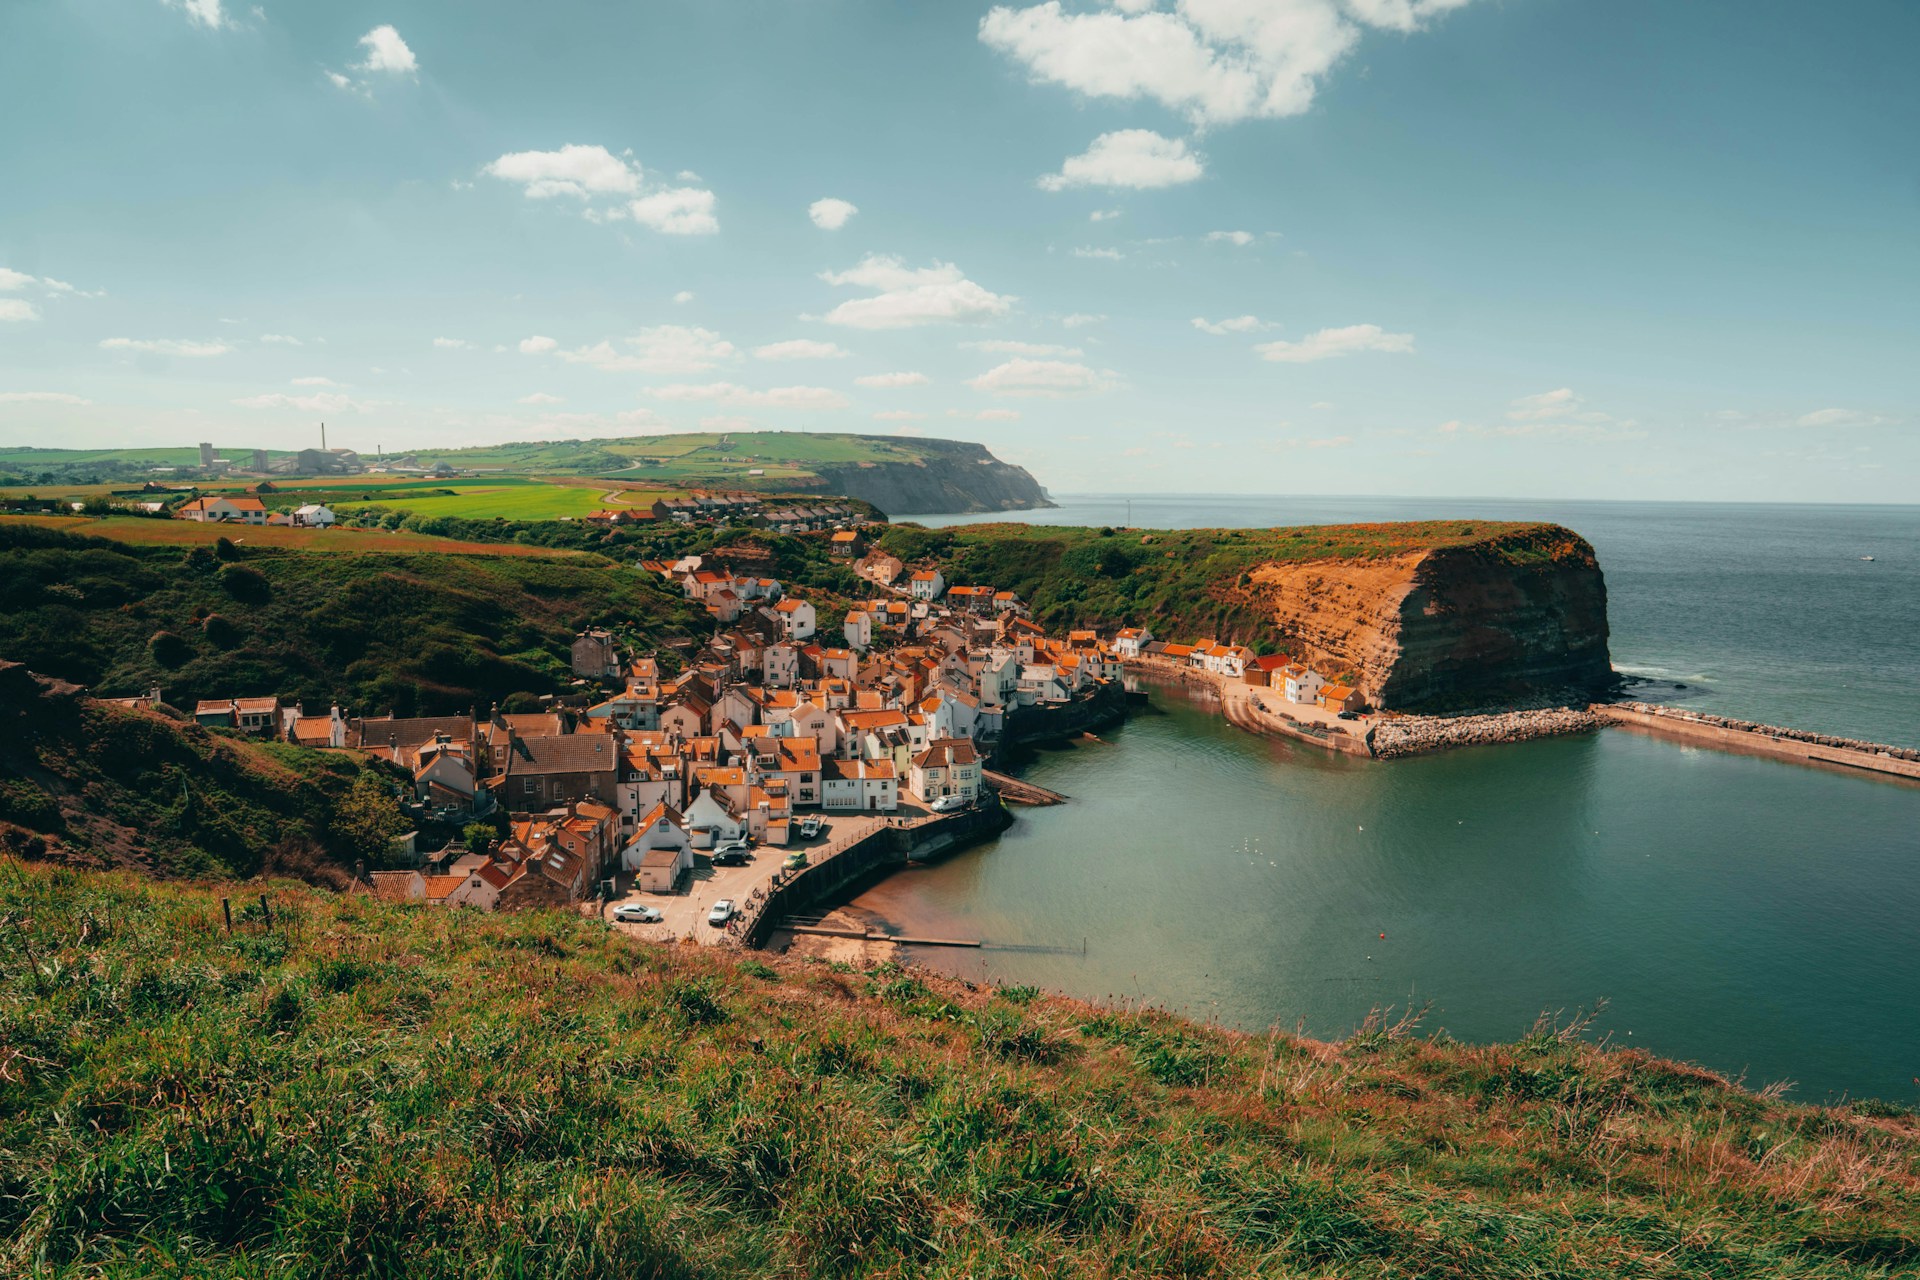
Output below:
[852,498,1920,1103]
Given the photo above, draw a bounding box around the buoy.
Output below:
[1379,933,1386,939]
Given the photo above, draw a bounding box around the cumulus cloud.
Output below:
[1089,209,1121,222]
[1039,130,1202,191]
[548,326,737,374]
[872,410,927,422]
[673,290,695,304]
[1207,230,1255,246]
[1279,434,1353,449]
[0,299,39,323]
[629,187,719,235]
[100,337,231,357]
[1255,323,1414,363]
[258,333,303,345]
[1508,387,1581,420]
[965,339,1082,357]
[519,335,559,354]
[518,392,565,405]
[0,268,35,290]
[0,391,90,404]
[0,267,104,303]
[233,391,371,412]
[753,339,849,361]
[967,358,1115,397]
[1061,313,1105,328]
[648,382,850,410]
[818,255,1014,329]
[486,145,641,200]
[1072,246,1125,260]
[432,337,468,349]
[357,25,417,74]
[980,0,1478,126]
[163,0,227,30]
[1192,315,1269,335]
[854,371,929,388]
[973,408,1023,421]
[809,198,858,230]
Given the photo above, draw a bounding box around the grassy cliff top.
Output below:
[875,520,1594,641]
[2,859,1914,1277]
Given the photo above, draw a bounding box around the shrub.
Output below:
[147,629,192,667]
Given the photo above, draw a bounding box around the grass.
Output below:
[330,483,630,521]
[0,515,593,557]
[2,859,1916,1277]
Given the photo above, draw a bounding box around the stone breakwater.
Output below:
[1369,706,1601,758]
[1607,702,1920,762]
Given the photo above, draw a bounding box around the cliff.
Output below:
[813,438,1052,515]
[1248,525,1613,709]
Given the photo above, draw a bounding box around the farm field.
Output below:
[328,481,674,520]
[0,515,597,558]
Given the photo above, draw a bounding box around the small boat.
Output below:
[1861,556,1876,562]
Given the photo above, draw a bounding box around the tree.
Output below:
[334,771,408,865]
[461,821,497,854]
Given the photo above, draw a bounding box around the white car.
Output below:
[612,903,662,924]
[798,815,823,839]
[930,794,969,814]
[707,899,735,926]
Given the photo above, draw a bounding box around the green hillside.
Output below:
[3,859,1916,1276]
[0,522,709,717]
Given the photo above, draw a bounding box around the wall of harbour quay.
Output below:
[1593,703,1920,783]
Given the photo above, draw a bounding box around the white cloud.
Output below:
[164,0,227,30]
[357,25,417,74]
[100,337,231,357]
[1207,229,1255,246]
[980,0,1477,126]
[0,267,103,301]
[486,145,641,200]
[872,410,927,422]
[967,358,1115,397]
[432,337,468,349]
[0,299,39,323]
[0,268,33,291]
[809,197,859,230]
[1061,312,1105,328]
[1256,323,1415,363]
[964,339,1082,356]
[0,391,90,405]
[649,382,849,410]
[1795,408,1887,429]
[290,376,337,387]
[519,392,565,405]
[518,335,559,354]
[1310,400,1335,409]
[327,71,354,91]
[855,371,929,388]
[1072,246,1125,260]
[550,326,737,374]
[1508,387,1580,420]
[1192,314,1269,335]
[234,391,370,412]
[754,339,850,361]
[258,333,303,345]
[673,290,695,304]
[1039,130,1202,191]
[1279,434,1353,449]
[1089,209,1121,222]
[818,255,1014,329]
[629,187,719,235]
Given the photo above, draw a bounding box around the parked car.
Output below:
[713,836,751,855]
[612,903,662,924]
[711,848,752,867]
[798,815,823,839]
[930,794,970,814]
[783,851,808,871]
[707,899,735,926]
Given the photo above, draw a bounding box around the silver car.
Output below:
[613,903,663,924]
[707,899,735,926]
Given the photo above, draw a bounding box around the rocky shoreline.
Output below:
[1370,705,1601,757]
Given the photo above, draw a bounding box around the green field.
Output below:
[329,482,644,521]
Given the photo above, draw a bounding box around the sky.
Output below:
[1,0,1915,502]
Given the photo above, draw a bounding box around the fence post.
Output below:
[221,898,233,933]
[259,894,272,928]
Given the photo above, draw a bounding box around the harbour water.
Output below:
[849,498,1920,1104]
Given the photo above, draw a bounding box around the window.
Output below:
[523,778,538,796]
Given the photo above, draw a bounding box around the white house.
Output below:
[176,495,268,524]
[908,568,945,601]
[772,597,816,642]
[622,802,694,892]
[909,737,982,805]
[842,609,871,652]
[1113,627,1153,659]
[291,503,336,527]
[821,757,899,812]
[683,788,745,848]
[1284,666,1326,705]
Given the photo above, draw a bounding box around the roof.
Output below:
[234,696,279,714]
[913,737,980,770]
[773,598,809,613]
[910,570,940,581]
[505,734,618,774]
[193,699,233,716]
[830,530,860,541]
[1322,684,1358,701]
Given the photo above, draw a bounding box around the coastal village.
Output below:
[178,539,1377,943]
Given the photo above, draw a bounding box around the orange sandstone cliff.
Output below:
[1246,526,1613,709]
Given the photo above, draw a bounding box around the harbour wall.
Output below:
[1593,703,1920,783]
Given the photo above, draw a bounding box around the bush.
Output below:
[202,613,243,648]
[217,563,271,603]
[147,629,192,667]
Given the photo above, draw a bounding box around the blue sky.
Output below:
[1,0,1914,501]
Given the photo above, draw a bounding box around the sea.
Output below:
[845,497,1920,1105]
